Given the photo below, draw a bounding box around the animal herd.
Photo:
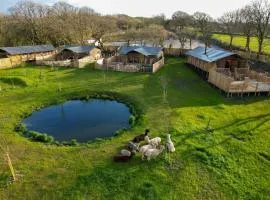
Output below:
[113,129,175,162]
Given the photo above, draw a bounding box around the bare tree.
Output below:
[239,5,255,52]
[77,7,96,44]
[177,31,187,49]
[171,11,191,32]
[8,0,50,44]
[184,29,196,49]
[91,16,117,51]
[219,10,240,49]
[193,12,213,54]
[251,0,270,57]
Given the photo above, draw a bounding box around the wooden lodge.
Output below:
[56,45,101,61]
[0,44,56,69]
[96,46,165,73]
[186,47,247,73]
[36,45,102,68]
[186,47,270,96]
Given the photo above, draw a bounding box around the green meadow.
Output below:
[212,33,270,54]
[0,58,269,200]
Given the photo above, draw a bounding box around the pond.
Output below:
[23,99,131,142]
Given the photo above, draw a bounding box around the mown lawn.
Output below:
[0,58,269,200]
[212,33,270,54]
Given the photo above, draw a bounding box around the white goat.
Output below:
[144,146,165,161]
[120,149,131,157]
[139,144,156,160]
[144,136,161,147]
[166,134,175,152]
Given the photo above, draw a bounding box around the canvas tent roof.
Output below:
[120,46,163,57]
[62,46,96,54]
[186,47,236,63]
[0,45,55,55]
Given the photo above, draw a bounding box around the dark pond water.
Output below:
[23,100,131,142]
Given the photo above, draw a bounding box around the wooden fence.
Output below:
[95,57,164,73]
[153,57,165,73]
[208,68,270,95]
[163,48,187,57]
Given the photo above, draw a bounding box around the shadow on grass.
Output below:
[214,113,270,132]
[62,157,170,200]
[143,57,269,108]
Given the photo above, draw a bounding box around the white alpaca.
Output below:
[144,136,161,147]
[139,144,156,160]
[166,134,175,152]
[120,149,131,156]
[144,146,165,161]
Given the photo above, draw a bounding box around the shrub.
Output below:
[70,139,79,146]
[14,123,27,134]
[129,115,136,127]
[61,139,79,146]
[28,131,54,143]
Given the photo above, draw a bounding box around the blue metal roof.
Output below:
[186,47,236,62]
[119,46,162,57]
[0,45,55,55]
[63,45,96,54]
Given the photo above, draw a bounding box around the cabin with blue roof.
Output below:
[186,47,270,96]
[98,46,164,73]
[0,44,56,69]
[186,47,247,73]
[56,45,101,60]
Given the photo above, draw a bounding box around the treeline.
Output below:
[0,1,170,48]
[0,0,269,57]
[167,0,270,56]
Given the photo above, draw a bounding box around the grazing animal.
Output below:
[127,141,140,152]
[120,149,131,156]
[144,146,165,161]
[113,150,135,162]
[132,129,150,143]
[139,144,156,160]
[144,136,161,147]
[166,134,175,152]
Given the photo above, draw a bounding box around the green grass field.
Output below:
[212,33,270,54]
[0,58,269,200]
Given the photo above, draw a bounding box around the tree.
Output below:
[91,16,117,51]
[77,7,96,44]
[219,10,240,49]
[184,29,196,49]
[193,12,213,54]
[251,0,270,57]
[151,14,167,27]
[239,5,255,52]
[8,0,50,44]
[171,11,191,32]
[177,31,187,49]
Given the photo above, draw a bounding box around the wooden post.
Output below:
[0,137,16,182]
[255,82,259,96]
[6,152,16,182]
[241,82,244,98]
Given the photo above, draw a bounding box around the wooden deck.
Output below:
[208,68,270,96]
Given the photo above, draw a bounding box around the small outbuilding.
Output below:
[36,45,102,68]
[0,44,56,69]
[56,45,101,61]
